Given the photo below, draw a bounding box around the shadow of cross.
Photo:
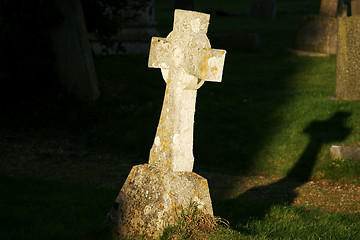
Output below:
[286,111,352,181]
[148,9,226,172]
[223,111,352,224]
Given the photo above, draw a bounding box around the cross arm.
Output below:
[148,37,170,69]
[187,48,226,82]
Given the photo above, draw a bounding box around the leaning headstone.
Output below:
[51,0,100,101]
[249,0,277,19]
[105,9,226,239]
[336,16,360,100]
[351,0,360,15]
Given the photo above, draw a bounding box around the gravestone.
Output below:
[293,15,338,54]
[51,0,100,101]
[105,9,226,239]
[291,0,349,55]
[335,16,360,100]
[249,0,277,19]
[330,145,360,160]
[351,0,360,15]
[320,0,339,17]
[91,0,159,54]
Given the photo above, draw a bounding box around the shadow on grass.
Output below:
[215,111,351,227]
[194,51,305,175]
[0,176,116,240]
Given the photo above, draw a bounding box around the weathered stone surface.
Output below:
[320,0,339,17]
[51,0,100,101]
[106,164,213,239]
[330,145,360,160]
[351,0,360,15]
[249,0,277,19]
[148,10,226,172]
[336,16,360,100]
[293,15,338,54]
[106,9,225,239]
[291,0,348,56]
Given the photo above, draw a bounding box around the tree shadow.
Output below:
[216,111,352,226]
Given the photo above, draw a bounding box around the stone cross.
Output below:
[148,9,226,172]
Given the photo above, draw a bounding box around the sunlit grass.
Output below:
[2,176,358,240]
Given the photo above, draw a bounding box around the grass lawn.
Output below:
[1,0,360,239]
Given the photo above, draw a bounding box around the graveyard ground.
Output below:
[1,0,360,239]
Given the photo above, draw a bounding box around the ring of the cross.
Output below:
[160,69,205,90]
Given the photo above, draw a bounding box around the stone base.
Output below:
[105,164,213,239]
